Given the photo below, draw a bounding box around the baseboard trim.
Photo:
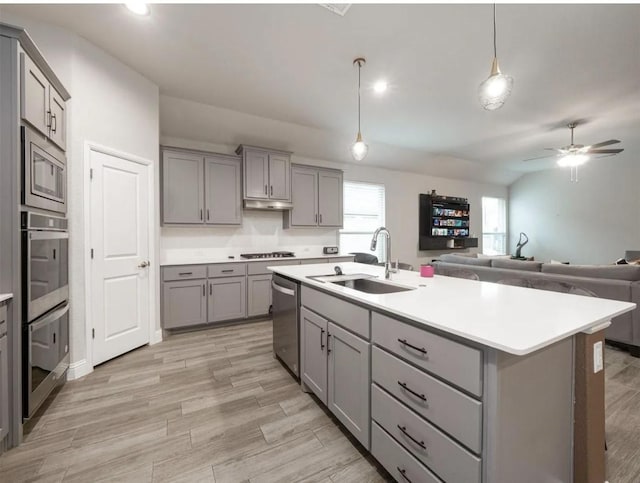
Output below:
[67,359,92,380]
[151,329,163,345]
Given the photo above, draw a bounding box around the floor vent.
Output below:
[318,4,352,17]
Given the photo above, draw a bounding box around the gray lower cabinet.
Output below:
[0,304,7,443]
[162,279,207,329]
[301,307,328,405]
[284,165,343,228]
[327,322,370,449]
[247,275,272,317]
[162,150,205,224]
[208,276,246,322]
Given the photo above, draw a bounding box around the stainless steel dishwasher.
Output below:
[271,274,299,377]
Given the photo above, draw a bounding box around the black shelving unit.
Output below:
[419,193,478,250]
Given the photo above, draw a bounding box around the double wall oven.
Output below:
[21,124,69,419]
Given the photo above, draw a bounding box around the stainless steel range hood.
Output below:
[243,199,293,210]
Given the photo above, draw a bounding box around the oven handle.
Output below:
[271,281,295,297]
[28,231,69,240]
[30,303,69,332]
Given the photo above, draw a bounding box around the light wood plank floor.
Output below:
[1,320,639,482]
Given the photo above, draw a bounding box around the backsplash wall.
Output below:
[160,210,338,261]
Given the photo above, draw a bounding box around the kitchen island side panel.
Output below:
[484,337,574,483]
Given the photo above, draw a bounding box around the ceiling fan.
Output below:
[523,122,624,181]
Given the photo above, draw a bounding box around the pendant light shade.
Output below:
[479,5,513,110]
[351,58,368,161]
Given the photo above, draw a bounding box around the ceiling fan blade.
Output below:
[589,148,624,154]
[523,154,556,162]
[589,139,620,149]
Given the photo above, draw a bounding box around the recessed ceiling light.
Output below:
[124,2,150,16]
[373,81,388,94]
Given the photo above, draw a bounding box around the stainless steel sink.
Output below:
[331,278,415,294]
[307,273,376,283]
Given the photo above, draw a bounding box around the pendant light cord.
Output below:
[357,61,361,133]
[493,3,497,58]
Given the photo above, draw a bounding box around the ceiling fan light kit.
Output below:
[350,57,369,161]
[479,4,513,111]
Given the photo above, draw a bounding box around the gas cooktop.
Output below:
[240,251,296,259]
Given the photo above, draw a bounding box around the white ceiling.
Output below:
[2,3,639,185]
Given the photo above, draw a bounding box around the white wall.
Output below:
[2,12,160,375]
[509,152,639,264]
[161,134,508,271]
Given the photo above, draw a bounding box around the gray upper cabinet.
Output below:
[162,148,242,226]
[20,53,67,151]
[289,166,318,226]
[162,150,205,224]
[284,165,343,228]
[236,145,292,202]
[205,155,242,225]
[208,276,246,322]
[318,170,343,227]
[162,279,207,329]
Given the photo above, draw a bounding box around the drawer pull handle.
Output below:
[178,272,193,276]
[221,269,234,273]
[397,381,427,402]
[397,467,412,483]
[398,338,427,354]
[397,425,426,450]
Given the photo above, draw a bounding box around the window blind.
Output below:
[340,181,386,261]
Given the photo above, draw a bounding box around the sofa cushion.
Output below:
[541,263,640,282]
[491,259,543,272]
[439,254,492,266]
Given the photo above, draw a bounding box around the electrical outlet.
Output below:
[593,341,604,373]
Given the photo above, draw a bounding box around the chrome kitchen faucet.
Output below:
[371,227,397,280]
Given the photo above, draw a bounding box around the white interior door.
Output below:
[90,150,150,366]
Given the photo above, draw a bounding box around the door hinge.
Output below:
[92,328,95,339]
[90,168,94,180]
[90,248,94,259]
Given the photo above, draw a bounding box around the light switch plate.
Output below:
[593,341,604,373]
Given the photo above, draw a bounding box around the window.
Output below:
[339,181,386,262]
[482,197,507,255]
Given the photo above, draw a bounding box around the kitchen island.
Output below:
[269,262,635,483]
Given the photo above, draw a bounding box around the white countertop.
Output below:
[269,262,636,356]
[160,253,353,267]
[0,293,13,303]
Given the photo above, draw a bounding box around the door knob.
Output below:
[138,260,150,268]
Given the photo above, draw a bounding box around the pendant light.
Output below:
[478,4,513,110]
[350,58,368,161]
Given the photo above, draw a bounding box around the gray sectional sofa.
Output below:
[433,254,640,356]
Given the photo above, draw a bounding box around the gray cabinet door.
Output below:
[162,151,204,224]
[0,334,7,441]
[48,86,66,151]
[318,170,343,227]
[162,279,207,329]
[290,166,318,226]
[327,322,370,449]
[247,274,272,317]
[301,307,328,405]
[268,154,291,201]
[208,276,247,322]
[20,53,50,136]
[205,156,242,225]
[244,150,269,199]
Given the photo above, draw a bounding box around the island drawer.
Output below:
[247,260,299,275]
[372,384,481,483]
[163,265,207,281]
[208,263,246,278]
[372,346,482,453]
[371,422,441,483]
[372,312,483,397]
[301,286,369,339]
